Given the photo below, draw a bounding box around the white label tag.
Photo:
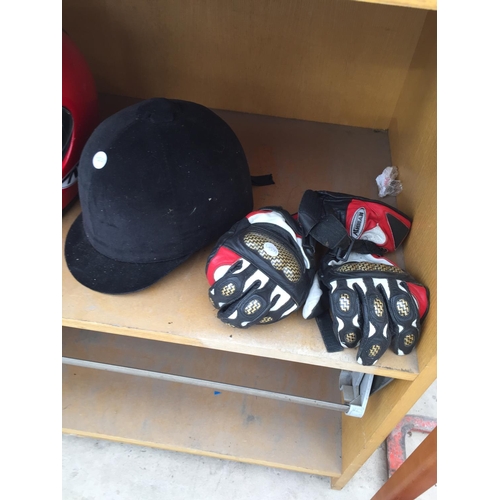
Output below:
[350,208,366,239]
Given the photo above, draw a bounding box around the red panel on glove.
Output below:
[206,247,241,286]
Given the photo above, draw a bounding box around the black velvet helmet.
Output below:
[65,98,253,294]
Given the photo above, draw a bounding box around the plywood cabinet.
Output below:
[62,0,436,489]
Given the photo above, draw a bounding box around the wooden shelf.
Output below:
[62,327,342,476]
[62,100,419,380]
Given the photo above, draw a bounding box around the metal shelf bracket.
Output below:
[339,370,374,418]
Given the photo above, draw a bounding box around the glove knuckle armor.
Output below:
[206,207,315,328]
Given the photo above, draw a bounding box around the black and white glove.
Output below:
[206,207,315,328]
[303,253,430,366]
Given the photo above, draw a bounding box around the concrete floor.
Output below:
[62,381,437,499]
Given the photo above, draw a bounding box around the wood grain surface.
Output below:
[63,327,343,476]
[62,0,427,129]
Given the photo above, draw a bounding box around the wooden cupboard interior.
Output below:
[62,0,437,489]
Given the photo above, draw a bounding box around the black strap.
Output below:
[299,190,331,236]
[370,376,394,395]
[299,189,386,259]
[315,311,344,353]
[310,214,353,254]
[251,174,275,186]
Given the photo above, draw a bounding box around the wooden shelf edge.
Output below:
[62,319,419,381]
[62,429,341,479]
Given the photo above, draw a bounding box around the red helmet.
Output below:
[62,31,99,210]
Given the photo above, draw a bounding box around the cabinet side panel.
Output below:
[388,11,437,372]
[336,12,436,489]
[62,0,426,129]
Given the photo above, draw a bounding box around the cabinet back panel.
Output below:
[62,0,426,129]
